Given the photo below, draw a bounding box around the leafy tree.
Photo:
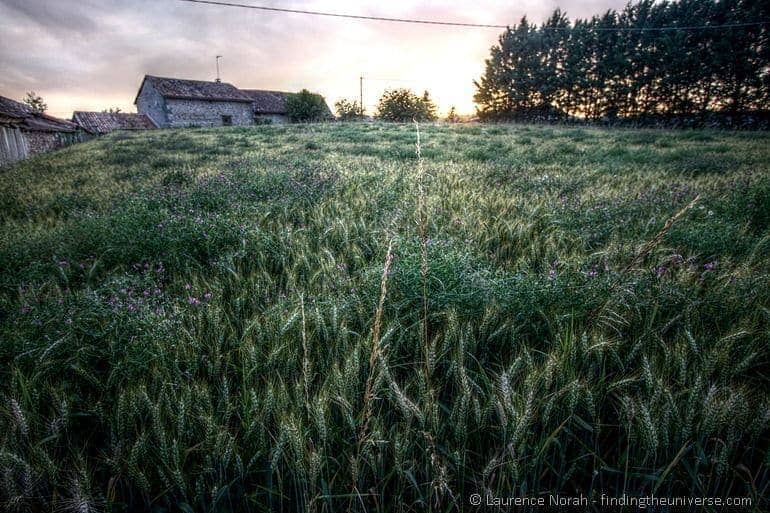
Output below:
[376,89,437,122]
[285,89,332,122]
[334,99,363,120]
[23,91,47,114]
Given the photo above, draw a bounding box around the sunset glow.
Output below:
[1,0,628,118]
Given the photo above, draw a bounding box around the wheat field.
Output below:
[1,122,769,512]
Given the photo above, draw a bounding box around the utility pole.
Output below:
[359,75,364,116]
[216,55,222,82]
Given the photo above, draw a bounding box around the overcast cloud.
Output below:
[0,0,627,117]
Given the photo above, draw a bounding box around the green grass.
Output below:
[1,122,769,512]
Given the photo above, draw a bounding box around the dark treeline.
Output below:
[474,0,770,127]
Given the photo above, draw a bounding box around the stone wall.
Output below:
[136,81,168,127]
[255,114,288,124]
[24,131,62,156]
[0,129,81,168]
[165,99,253,128]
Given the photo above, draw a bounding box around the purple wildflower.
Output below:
[656,266,667,277]
[184,283,192,290]
[203,292,213,301]
[704,262,716,271]
[188,296,200,306]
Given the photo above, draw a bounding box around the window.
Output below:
[221,115,232,126]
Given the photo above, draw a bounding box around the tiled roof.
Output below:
[0,95,78,132]
[0,95,35,120]
[138,75,253,103]
[73,111,157,134]
[240,90,289,114]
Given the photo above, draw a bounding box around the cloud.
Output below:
[0,0,630,117]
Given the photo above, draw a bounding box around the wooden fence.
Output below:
[0,125,28,167]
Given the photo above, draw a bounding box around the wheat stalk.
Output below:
[350,238,394,510]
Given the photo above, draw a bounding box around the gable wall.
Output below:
[136,80,168,127]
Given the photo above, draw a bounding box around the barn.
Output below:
[134,75,331,127]
[0,95,82,168]
[240,89,291,124]
[134,75,256,128]
[73,111,158,135]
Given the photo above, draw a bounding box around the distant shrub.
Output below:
[376,89,437,122]
[285,89,333,122]
[335,99,363,121]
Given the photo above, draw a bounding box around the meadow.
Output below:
[0,122,769,512]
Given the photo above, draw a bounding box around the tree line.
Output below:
[336,89,440,122]
[474,0,770,125]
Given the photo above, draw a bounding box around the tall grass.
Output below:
[0,123,768,512]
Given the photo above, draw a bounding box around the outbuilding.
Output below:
[134,75,255,128]
[0,95,82,168]
[73,111,158,135]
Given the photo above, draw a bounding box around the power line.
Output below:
[176,0,506,28]
[176,0,770,32]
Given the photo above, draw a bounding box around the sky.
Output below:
[0,0,627,118]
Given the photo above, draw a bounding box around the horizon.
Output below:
[0,0,627,119]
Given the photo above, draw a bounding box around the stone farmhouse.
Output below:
[0,95,83,167]
[73,111,158,136]
[134,75,331,127]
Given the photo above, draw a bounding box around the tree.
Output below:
[375,89,438,122]
[446,106,460,123]
[102,107,122,114]
[420,91,438,120]
[285,89,331,122]
[23,91,47,114]
[473,1,770,123]
[334,99,363,120]
[473,17,551,119]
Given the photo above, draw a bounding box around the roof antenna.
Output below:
[215,55,222,82]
